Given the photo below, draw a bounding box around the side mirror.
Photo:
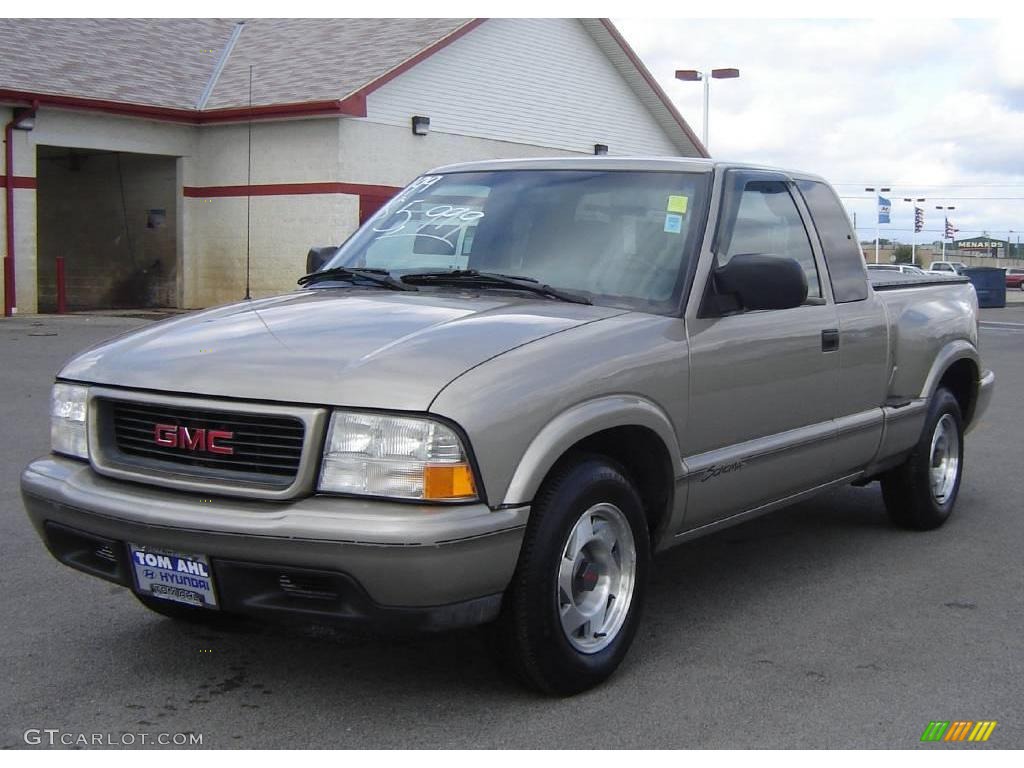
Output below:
[306,246,340,275]
[713,253,808,312]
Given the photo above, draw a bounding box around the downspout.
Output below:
[4,103,36,316]
[3,118,14,316]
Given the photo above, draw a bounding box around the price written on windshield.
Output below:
[369,177,486,248]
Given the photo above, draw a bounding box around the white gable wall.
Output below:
[363,18,680,157]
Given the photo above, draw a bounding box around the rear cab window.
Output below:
[795,179,869,303]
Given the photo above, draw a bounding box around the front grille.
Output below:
[106,400,305,487]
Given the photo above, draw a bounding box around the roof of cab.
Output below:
[426,156,830,184]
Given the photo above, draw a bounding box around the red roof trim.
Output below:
[352,18,487,99]
[0,89,199,122]
[596,19,710,158]
[199,93,367,122]
[0,89,367,125]
[184,182,401,198]
[0,175,37,189]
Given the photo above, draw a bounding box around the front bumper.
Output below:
[22,456,528,630]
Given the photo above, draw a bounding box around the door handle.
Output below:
[821,328,839,352]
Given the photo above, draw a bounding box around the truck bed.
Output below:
[867,271,969,290]
[873,277,979,404]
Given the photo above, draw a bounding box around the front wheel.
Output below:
[494,454,650,695]
[881,387,964,530]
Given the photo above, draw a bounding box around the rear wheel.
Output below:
[881,387,964,530]
[494,454,650,695]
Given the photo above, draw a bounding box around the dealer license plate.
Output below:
[129,544,218,609]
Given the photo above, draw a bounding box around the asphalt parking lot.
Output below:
[2,307,1022,749]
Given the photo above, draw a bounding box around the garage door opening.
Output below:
[35,146,178,312]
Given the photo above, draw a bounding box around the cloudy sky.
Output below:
[614,17,1024,245]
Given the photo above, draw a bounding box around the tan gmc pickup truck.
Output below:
[23,158,993,694]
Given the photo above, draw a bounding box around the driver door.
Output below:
[680,170,840,533]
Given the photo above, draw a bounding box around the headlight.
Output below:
[51,383,89,460]
[318,412,477,501]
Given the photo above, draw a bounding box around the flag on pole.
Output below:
[945,218,956,239]
[914,207,924,233]
[878,196,891,224]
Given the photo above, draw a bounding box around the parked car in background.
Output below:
[22,158,994,695]
[1005,268,1024,290]
[867,264,926,275]
[929,261,969,275]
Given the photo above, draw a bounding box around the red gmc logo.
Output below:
[153,423,235,455]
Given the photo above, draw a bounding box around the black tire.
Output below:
[494,454,651,695]
[881,387,964,530]
[133,592,242,627]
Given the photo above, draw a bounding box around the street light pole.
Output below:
[675,67,739,155]
[703,74,710,150]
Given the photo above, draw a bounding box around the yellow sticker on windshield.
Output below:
[667,195,689,214]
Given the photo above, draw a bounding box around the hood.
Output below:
[60,289,626,410]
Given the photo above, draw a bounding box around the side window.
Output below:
[795,179,869,303]
[719,180,822,300]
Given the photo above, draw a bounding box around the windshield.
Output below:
[320,169,710,313]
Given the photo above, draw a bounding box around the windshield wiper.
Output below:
[400,270,591,305]
[297,266,416,291]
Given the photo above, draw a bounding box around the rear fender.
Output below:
[919,340,980,404]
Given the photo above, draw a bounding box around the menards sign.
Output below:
[954,238,1008,250]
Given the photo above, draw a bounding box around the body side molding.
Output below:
[673,473,863,543]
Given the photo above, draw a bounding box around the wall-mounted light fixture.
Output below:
[593,144,608,156]
[411,115,430,136]
[12,106,36,131]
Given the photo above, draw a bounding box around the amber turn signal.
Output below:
[423,463,476,500]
